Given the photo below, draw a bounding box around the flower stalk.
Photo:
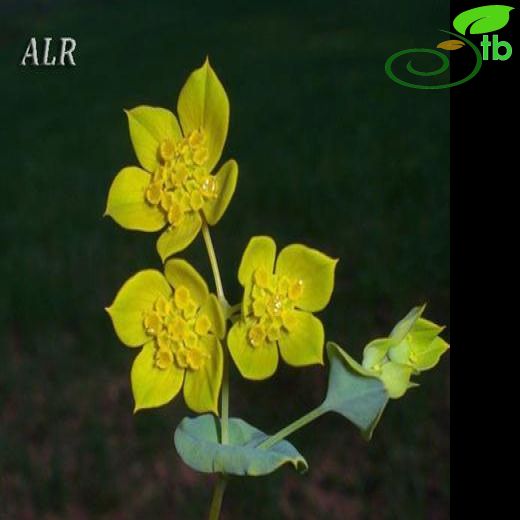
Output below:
[257,406,327,450]
[201,220,230,519]
[201,220,229,444]
[208,476,228,520]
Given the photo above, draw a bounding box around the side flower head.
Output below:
[105,260,226,414]
[228,236,338,380]
[359,305,449,398]
[104,58,239,262]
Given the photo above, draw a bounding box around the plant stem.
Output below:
[208,476,228,520]
[201,221,229,444]
[257,406,327,450]
[201,221,226,305]
[201,220,230,520]
[227,303,242,317]
[220,352,229,445]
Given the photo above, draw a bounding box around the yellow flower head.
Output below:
[105,260,226,413]
[104,58,239,262]
[228,236,338,380]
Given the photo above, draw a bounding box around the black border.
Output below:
[451,0,516,514]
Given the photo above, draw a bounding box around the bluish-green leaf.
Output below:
[453,5,514,35]
[174,414,308,476]
[323,342,389,440]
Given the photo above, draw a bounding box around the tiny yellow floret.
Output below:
[188,129,206,148]
[155,348,173,370]
[144,312,161,335]
[186,348,208,370]
[174,286,191,309]
[248,324,266,347]
[160,139,175,161]
[146,182,163,205]
[195,314,212,336]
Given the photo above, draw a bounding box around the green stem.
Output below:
[227,303,241,317]
[220,352,229,445]
[201,221,229,444]
[201,221,226,305]
[201,220,230,520]
[257,406,327,450]
[208,476,228,520]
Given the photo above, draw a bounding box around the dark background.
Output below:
[0,0,450,518]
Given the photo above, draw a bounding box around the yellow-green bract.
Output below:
[355,305,449,398]
[104,59,238,262]
[228,236,338,380]
[106,259,226,414]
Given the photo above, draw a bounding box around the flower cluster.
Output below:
[106,260,225,413]
[105,60,338,414]
[105,59,449,417]
[105,59,238,262]
[228,236,337,380]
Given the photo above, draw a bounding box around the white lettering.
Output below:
[21,38,38,66]
[43,37,56,66]
[59,37,77,66]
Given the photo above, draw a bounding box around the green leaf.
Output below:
[453,5,514,35]
[174,415,308,476]
[323,343,389,440]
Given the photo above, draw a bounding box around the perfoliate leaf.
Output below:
[174,415,308,476]
[323,343,389,440]
[437,39,466,51]
[453,5,514,35]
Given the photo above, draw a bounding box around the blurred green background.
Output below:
[0,0,449,518]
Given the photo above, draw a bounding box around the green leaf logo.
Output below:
[453,5,514,35]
